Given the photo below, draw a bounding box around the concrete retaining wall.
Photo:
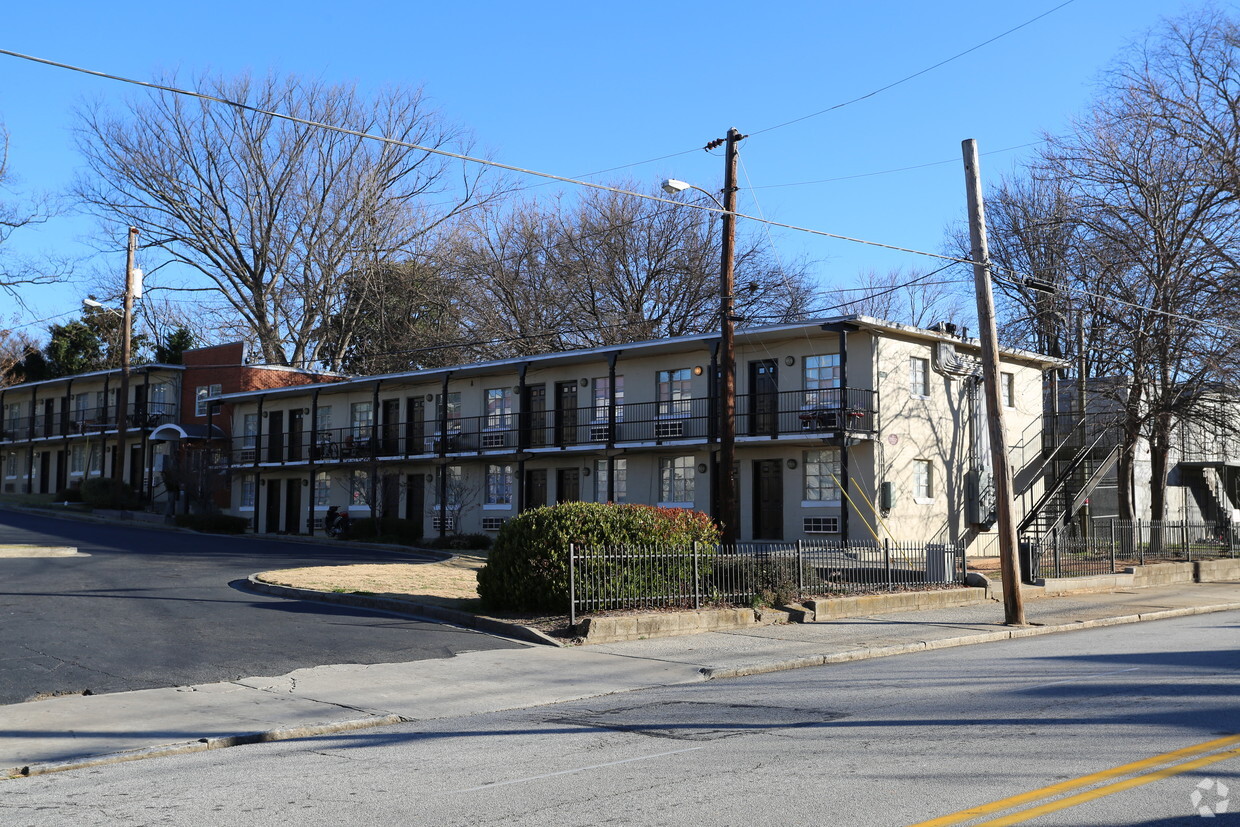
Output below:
[1196,558,1240,582]
[579,608,757,643]
[806,588,988,621]
[1041,573,1135,595]
[1127,562,1196,588]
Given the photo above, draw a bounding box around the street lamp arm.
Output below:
[661,179,724,210]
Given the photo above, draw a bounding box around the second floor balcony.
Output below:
[0,402,178,443]
[227,387,877,467]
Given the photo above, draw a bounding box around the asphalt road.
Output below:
[0,508,522,705]
[4,610,1237,826]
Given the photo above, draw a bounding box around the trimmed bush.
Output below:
[53,486,84,503]
[421,533,492,551]
[80,478,143,510]
[476,502,720,612]
[174,513,250,534]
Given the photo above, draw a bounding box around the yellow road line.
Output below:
[910,733,1240,827]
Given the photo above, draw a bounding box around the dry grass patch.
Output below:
[256,557,483,607]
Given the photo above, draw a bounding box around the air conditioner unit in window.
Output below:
[655,421,683,439]
[799,410,840,431]
[481,432,506,449]
[589,424,611,442]
[432,515,458,532]
[482,517,507,531]
[238,449,256,463]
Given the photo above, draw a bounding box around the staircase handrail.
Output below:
[1017,418,1122,534]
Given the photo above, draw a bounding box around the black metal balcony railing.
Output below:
[0,402,177,442]
[227,388,878,466]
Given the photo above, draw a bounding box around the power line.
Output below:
[749,0,1078,137]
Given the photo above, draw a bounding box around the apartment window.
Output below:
[803,354,841,406]
[659,455,695,505]
[804,516,840,534]
[150,383,170,414]
[592,376,625,421]
[436,465,463,506]
[70,444,85,474]
[195,384,222,417]
[910,357,930,397]
[594,458,628,503]
[4,451,17,478]
[313,471,331,507]
[240,474,256,509]
[316,406,333,431]
[803,448,841,504]
[485,388,514,430]
[657,369,692,417]
[351,402,373,439]
[435,392,462,432]
[72,393,90,419]
[914,460,934,502]
[242,413,259,449]
[350,470,372,507]
[1001,372,1015,408]
[485,464,514,506]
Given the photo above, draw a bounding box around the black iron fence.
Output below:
[568,539,966,623]
[1026,519,1239,580]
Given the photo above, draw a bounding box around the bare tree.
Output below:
[0,123,63,300]
[74,72,494,370]
[822,266,972,329]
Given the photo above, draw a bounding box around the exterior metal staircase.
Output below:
[1016,413,1123,544]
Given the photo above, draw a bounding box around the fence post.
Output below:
[884,538,892,588]
[1230,521,1236,559]
[569,543,577,627]
[796,539,804,600]
[1137,518,1144,566]
[692,541,701,610]
[1110,517,1117,573]
[1185,521,1191,562]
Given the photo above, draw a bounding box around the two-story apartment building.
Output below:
[1,342,335,505]
[214,316,1057,548]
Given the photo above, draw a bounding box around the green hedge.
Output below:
[421,533,492,551]
[476,502,719,612]
[173,513,250,534]
[80,478,143,510]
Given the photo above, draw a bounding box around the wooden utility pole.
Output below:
[961,139,1026,626]
[718,127,741,547]
[113,227,139,484]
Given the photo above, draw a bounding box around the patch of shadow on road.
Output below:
[546,701,848,741]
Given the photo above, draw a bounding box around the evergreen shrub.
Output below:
[80,478,143,510]
[476,502,720,612]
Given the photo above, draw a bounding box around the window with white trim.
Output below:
[914,459,934,501]
[4,451,17,478]
[910,357,929,397]
[804,516,840,534]
[435,465,463,507]
[485,388,514,430]
[657,369,692,417]
[195,384,222,417]
[592,376,625,421]
[316,406,333,431]
[803,354,841,406]
[594,458,628,503]
[70,444,85,474]
[313,472,331,507]
[242,413,259,449]
[435,392,462,432]
[1001,371,1015,408]
[350,402,373,439]
[240,474,256,509]
[659,455,695,505]
[351,470,372,506]
[485,464,513,506]
[803,448,841,503]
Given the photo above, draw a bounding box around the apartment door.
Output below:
[287,409,305,462]
[267,411,285,463]
[132,384,147,423]
[381,399,401,455]
[405,473,425,533]
[406,398,425,454]
[752,459,784,540]
[38,451,51,494]
[556,468,580,503]
[525,468,547,510]
[748,360,779,436]
[55,450,66,493]
[381,473,400,523]
[284,478,301,534]
[265,479,282,533]
[555,381,578,446]
[526,385,547,448]
[129,444,143,491]
[42,399,54,437]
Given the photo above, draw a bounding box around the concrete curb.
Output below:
[245,576,563,647]
[5,713,409,779]
[699,601,1240,680]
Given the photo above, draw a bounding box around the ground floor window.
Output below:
[240,474,256,509]
[659,455,695,505]
[314,471,331,507]
[486,464,513,506]
[803,448,840,503]
[594,458,627,503]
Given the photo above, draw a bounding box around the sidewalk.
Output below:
[4,580,1238,778]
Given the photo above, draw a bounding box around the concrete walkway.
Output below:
[4,580,1238,778]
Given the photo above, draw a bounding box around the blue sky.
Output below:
[0,0,1201,336]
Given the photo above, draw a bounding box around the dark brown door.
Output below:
[38,451,51,494]
[381,473,400,523]
[526,385,547,448]
[382,399,401,455]
[284,478,301,534]
[55,450,67,493]
[42,399,54,437]
[133,384,147,422]
[129,444,143,491]
[752,459,784,540]
[267,411,285,463]
[405,473,425,533]
[406,398,425,454]
[265,479,282,533]
[555,381,578,446]
[525,468,547,510]
[748,360,779,436]
[287,409,305,462]
[556,468,580,503]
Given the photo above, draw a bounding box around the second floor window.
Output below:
[485,388,513,429]
[1001,372,1015,408]
[804,354,841,406]
[435,393,462,432]
[592,376,625,421]
[242,414,258,448]
[195,384,222,417]
[351,402,373,439]
[910,357,930,397]
[657,369,692,417]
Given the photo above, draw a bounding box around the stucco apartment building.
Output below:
[213,316,1058,548]
[1,342,332,504]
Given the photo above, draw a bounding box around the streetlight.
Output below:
[662,127,745,546]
